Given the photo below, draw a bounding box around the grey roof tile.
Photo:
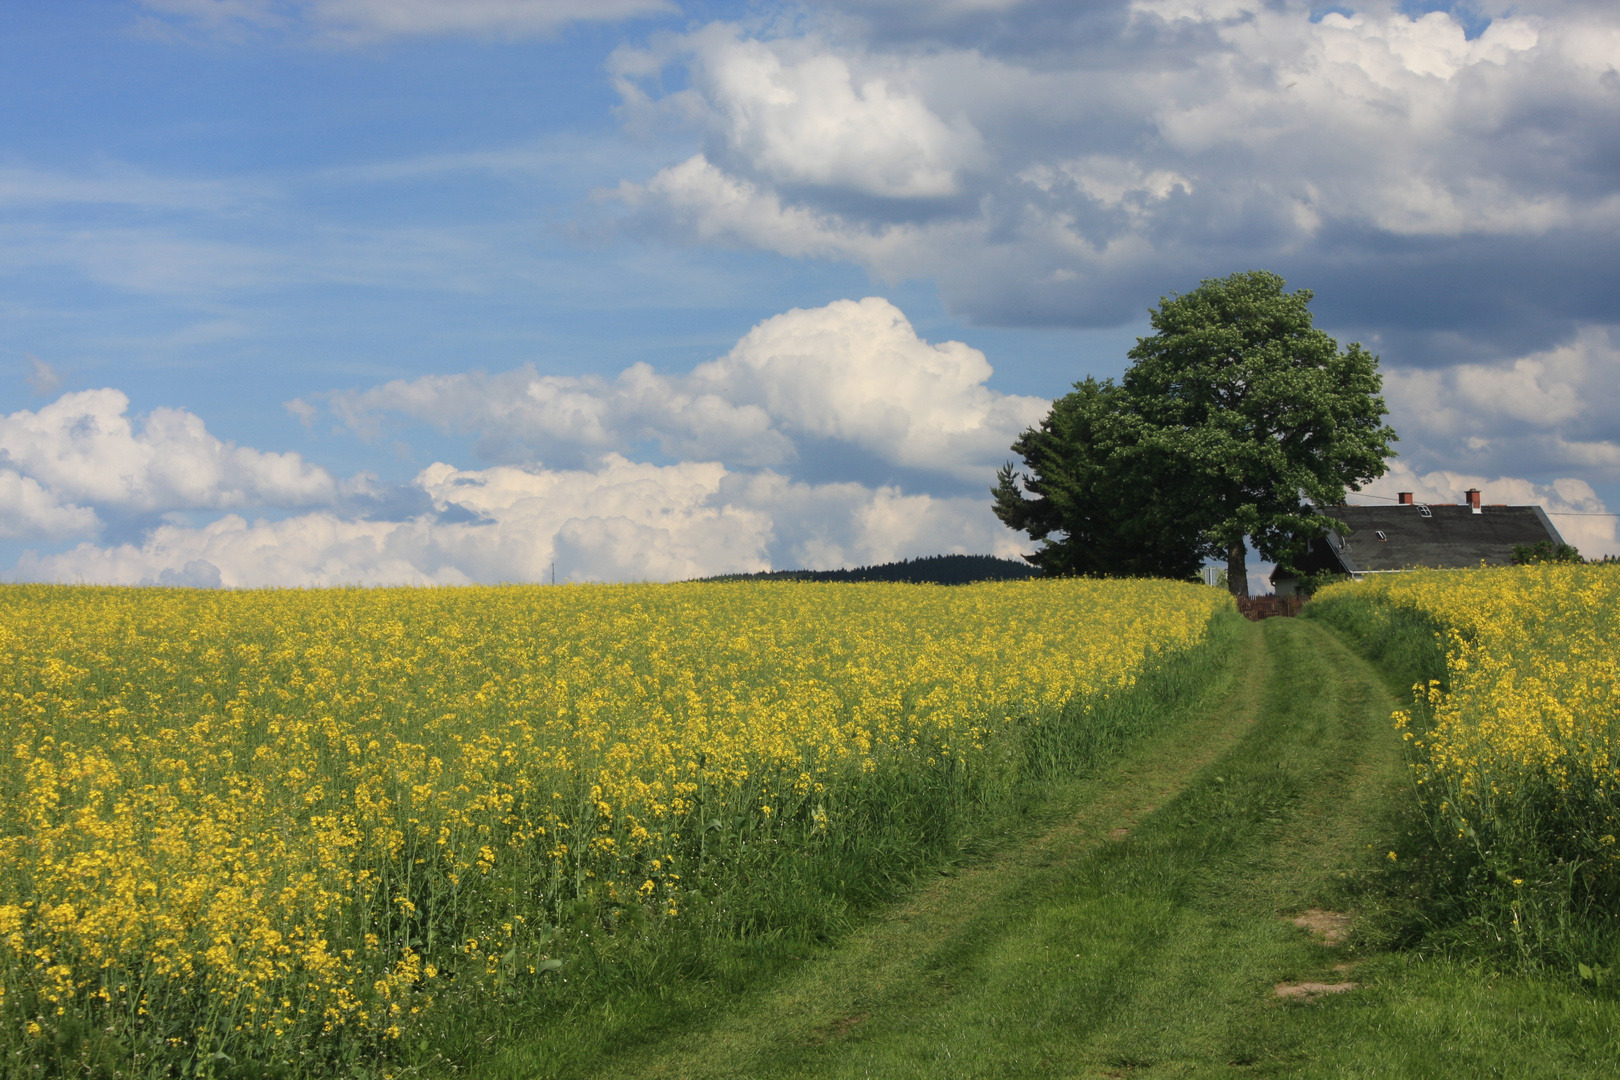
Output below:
[1313,504,1565,572]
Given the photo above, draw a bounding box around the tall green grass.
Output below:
[406,606,1248,1078]
[1307,580,1620,983]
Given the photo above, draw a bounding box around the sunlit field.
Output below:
[1312,565,1620,968]
[0,579,1227,1076]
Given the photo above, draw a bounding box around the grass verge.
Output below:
[1307,580,1620,981]
[542,618,1620,1078]
[412,609,1251,1078]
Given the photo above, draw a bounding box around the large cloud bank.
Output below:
[10,1,1619,582]
[329,297,1046,485]
[7,299,1037,586]
[0,389,340,540]
[611,2,1619,338]
[602,0,1620,505]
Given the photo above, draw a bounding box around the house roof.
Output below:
[1291,503,1566,575]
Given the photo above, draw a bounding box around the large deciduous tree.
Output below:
[993,271,1397,594]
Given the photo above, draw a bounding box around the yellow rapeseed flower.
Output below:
[0,578,1223,1069]
[1318,564,1620,865]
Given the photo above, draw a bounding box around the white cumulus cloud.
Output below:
[696,297,1045,476]
[331,297,1048,484]
[606,1,1620,341]
[13,455,1024,587]
[614,25,986,199]
[0,471,98,541]
[1383,325,1620,481]
[0,389,341,531]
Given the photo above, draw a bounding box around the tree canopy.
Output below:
[1511,540,1582,565]
[991,378,1206,580]
[993,270,1397,595]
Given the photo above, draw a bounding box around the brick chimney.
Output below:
[1397,492,1413,505]
[1466,488,1482,514]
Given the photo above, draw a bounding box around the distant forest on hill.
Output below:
[700,554,1041,585]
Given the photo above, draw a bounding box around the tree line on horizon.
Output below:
[699,553,1041,586]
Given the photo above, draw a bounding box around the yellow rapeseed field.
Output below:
[1319,565,1620,804]
[1318,565,1620,894]
[0,578,1225,1072]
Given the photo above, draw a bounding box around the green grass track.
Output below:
[475,618,1620,1079]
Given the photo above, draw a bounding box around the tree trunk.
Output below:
[1227,541,1250,598]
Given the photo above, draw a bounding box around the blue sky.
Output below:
[2,0,1617,585]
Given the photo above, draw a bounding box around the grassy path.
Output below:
[485,617,1620,1078]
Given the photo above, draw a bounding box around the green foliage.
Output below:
[429,610,1248,1077]
[1125,270,1398,590]
[1308,583,1620,981]
[1291,569,1351,597]
[1512,539,1582,565]
[503,619,1620,1080]
[991,378,1205,579]
[1303,587,1448,692]
[994,271,1397,592]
